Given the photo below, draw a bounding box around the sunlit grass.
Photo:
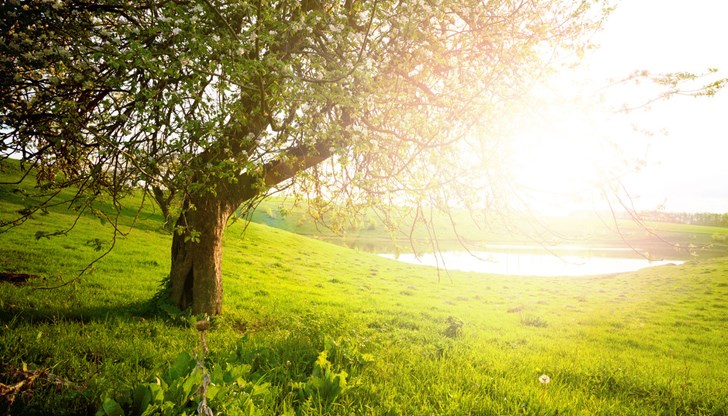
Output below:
[1,163,727,414]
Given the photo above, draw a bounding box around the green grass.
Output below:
[1,162,727,415]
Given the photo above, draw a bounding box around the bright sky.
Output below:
[506,0,728,214]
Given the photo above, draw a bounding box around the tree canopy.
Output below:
[1,0,610,314]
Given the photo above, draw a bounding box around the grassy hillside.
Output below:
[248,197,728,259]
[1,162,727,415]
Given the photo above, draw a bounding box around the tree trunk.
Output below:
[166,141,333,315]
[169,197,232,315]
[151,186,175,231]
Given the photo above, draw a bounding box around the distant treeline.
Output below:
[637,211,728,227]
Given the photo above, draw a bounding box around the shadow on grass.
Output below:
[0,294,198,415]
[0,288,192,328]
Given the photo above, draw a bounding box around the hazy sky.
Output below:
[592,0,728,213]
[508,0,728,214]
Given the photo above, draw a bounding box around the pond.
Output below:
[379,246,684,276]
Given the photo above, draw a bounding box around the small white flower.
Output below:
[539,374,551,384]
[171,27,181,36]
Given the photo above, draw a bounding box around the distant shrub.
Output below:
[366,218,377,231]
[444,316,463,338]
[711,233,727,242]
[521,315,548,328]
[265,207,276,219]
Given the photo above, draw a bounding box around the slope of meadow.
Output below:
[1,162,727,415]
[249,197,728,259]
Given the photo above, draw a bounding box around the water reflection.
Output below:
[379,248,683,276]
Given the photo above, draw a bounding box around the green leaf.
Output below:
[149,381,165,403]
[164,352,195,383]
[182,368,202,399]
[206,383,221,400]
[98,398,125,416]
[132,385,152,413]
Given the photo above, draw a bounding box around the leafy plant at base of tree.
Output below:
[97,351,264,415]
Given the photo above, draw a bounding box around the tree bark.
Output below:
[169,197,232,315]
[151,186,174,231]
[167,141,333,315]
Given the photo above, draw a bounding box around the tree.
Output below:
[1,0,610,315]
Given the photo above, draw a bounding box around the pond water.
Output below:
[379,246,684,276]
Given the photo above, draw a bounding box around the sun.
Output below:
[512,134,604,190]
[497,106,621,216]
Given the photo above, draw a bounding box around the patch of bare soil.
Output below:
[0,272,40,285]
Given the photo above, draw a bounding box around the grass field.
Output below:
[1,162,727,415]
